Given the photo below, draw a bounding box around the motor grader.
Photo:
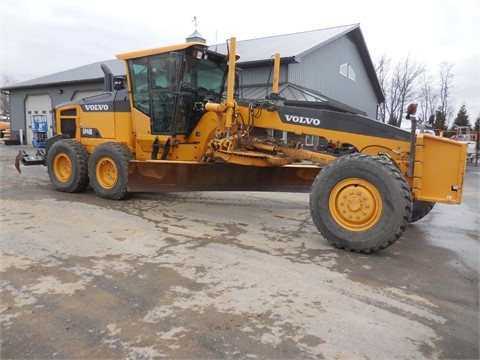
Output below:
[16,37,467,253]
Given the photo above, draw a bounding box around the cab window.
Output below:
[128,58,150,115]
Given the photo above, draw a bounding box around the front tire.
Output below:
[47,139,89,193]
[88,142,133,200]
[309,154,412,253]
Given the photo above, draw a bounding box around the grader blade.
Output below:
[127,160,322,193]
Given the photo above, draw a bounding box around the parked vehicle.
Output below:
[15,37,468,253]
[440,126,478,163]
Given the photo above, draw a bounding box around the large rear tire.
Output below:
[410,201,435,223]
[88,142,133,200]
[47,139,89,193]
[309,153,412,253]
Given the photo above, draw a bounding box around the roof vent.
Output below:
[186,29,206,44]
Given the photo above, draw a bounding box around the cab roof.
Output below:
[116,42,208,60]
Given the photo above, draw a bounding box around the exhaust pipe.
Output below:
[101,63,114,92]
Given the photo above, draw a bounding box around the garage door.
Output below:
[25,94,53,146]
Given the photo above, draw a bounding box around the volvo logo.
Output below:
[83,104,109,111]
[285,114,321,126]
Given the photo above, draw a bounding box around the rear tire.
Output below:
[410,201,435,223]
[47,139,89,193]
[309,153,412,253]
[88,142,133,200]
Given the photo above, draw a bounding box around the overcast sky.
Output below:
[1,0,479,121]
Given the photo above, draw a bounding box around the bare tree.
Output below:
[374,55,458,131]
[384,69,402,125]
[1,74,16,116]
[387,55,425,127]
[438,61,454,127]
[374,54,391,122]
[419,71,438,123]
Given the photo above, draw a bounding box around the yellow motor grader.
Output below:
[16,37,467,253]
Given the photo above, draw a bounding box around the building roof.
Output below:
[241,83,366,115]
[212,24,360,65]
[2,59,125,90]
[241,83,329,103]
[211,24,383,103]
[2,24,383,104]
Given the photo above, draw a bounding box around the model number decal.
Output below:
[83,104,109,111]
[81,127,100,138]
[284,114,321,126]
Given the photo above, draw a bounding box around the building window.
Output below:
[305,134,314,146]
[339,63,355,81]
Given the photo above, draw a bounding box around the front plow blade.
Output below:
[127,160,322,193]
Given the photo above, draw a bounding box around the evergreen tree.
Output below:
[451,104,470,130]
[474,116,480,151]
[388,116,398,126]
[433,109,447,131]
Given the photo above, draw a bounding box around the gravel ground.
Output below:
[1,144,479,359]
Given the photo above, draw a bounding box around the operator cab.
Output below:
[119,44,228,137]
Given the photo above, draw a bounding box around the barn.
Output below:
[2,24,383,145]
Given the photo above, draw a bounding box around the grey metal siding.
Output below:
[289,37,378,118]
[7,81,103,140]
[8,92,27,135]
[239,64,288,86]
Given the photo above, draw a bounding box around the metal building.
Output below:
[3,60,125,144]
[2,24,383,145]
[216,24,383,118]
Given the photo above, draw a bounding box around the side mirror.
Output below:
[113,76,127,90]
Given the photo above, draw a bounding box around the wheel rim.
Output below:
[95,157,118,189]
[53,153,72,182]
[329,178,383,231]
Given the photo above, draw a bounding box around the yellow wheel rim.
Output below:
[53,153,72,183]
[95,157,118,189]
[329,178,383,231]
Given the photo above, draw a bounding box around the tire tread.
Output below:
[309,153,412,253]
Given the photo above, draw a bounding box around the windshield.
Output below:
[126,47,228,135]
[181,49,227,94]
